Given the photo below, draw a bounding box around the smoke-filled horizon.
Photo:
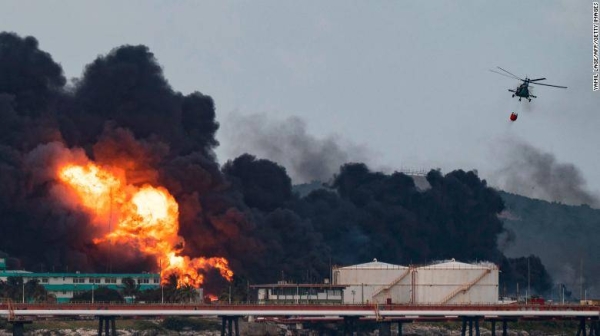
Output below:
[0,32,552,295]
[222,112,373,184]
[223,112,600,209]
[491,138,599,208]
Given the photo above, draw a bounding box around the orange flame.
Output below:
[58,162,233,287]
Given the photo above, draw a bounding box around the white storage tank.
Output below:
[334,259,410,304]
[413,259,498,304]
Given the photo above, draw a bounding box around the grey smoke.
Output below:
[494,139,599,207]
[222,113,371,183]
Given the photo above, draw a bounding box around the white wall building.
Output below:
[251,282,345,304]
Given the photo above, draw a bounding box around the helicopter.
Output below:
[490,67,567,101]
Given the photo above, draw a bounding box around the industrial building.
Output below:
[0,257,160,303]
[333,258,499,305]
[249,259,499,305]
[251,282,346,304]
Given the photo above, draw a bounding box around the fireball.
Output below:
[58,161,233,287]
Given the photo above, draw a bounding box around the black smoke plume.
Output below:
[494,139,599,207]
[0,32,255,280]
[222,113,371,183]
[0,32,549,294]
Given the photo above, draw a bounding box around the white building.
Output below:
[251,282,346,304]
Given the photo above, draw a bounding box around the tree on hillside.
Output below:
[0,277,52,303]
[120,277,140,298]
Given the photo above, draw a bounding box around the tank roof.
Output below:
[336,258,407,270]
[416,259,498,270]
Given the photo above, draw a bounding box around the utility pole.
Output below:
[527,256,530,302]
[247,280,250,304]
[329,256,332,284]
[160,259,164,304]
[580,258,583,300]
[22,278,25,304]
[107,187,113,273]
[92,283,95,304]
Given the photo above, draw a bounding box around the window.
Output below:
[327,289,341,296]
[137,278,150,284]
[153,278,160,284]
[104,278,117,284]
[88,278,101,283]
[41,278,49,283]
[72,278,85,283]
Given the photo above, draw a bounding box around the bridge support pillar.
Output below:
[502,319,508,336]
[342,316,358,336]
[577,317,588,336]
[587,318,599,336]
[397,322,403,336]
[220,316,240,336]
[11,322,24,336]
[378,322,391,336]
[469,318,473,336]
[460,317,480,336]
[490,320,496,336]
[97,316,117,336]
[590,319,600,336]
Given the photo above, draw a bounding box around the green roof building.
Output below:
[0,270,160,303]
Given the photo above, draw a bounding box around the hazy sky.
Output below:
[1,1,598,197]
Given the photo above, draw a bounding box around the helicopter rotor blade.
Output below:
[529,82,567,89]
[496,67,524,81]
[489,69,521,80]
[529,78,546,82]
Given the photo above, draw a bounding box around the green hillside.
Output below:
[499,191,600,299]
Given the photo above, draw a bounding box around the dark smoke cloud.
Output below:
[0,33,246,279]
[0,32,550,293]
[223,153,545,291]
[0,32,65,116]
[222,113,371,183]
[494,139,599,207]
[222,154,293,212]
